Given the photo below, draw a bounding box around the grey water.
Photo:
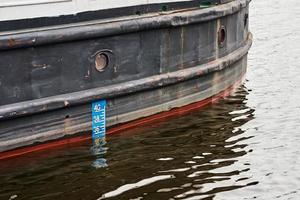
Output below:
[1,0,300,199]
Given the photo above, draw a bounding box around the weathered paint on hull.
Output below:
[0,0,252,155]
[0,70,246,160]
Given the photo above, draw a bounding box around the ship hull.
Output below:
[0,0,252,155]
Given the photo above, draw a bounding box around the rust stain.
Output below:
[7,38,16,47]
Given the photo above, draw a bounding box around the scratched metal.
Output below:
[0,0,300,199]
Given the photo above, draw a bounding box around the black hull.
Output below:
[0,0,251,154]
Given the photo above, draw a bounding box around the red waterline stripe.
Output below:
[0,76,244,160]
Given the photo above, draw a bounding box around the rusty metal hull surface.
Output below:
[0,0,251,152]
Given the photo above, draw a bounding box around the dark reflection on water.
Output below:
[1,0,300,199]
[0,86,256,200]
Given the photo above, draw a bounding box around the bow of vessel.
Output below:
[0,0,252,158]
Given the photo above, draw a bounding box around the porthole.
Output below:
[244,13,249,28]
[218,26,226,47]
[95,52,109,72]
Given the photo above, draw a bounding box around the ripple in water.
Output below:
[0,85,256,200]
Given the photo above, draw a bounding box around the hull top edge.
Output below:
[0,0,231,21]
[0,0,250,50]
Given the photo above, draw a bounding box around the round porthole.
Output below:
[95,52,109,72]
[218,26,227,47]
[244,13,249,28]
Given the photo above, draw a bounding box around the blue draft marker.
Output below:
[92,100,106,140]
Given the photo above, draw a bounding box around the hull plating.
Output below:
[0,0,251,154]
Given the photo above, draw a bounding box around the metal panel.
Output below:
[0,0,196,21]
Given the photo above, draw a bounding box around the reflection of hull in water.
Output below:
[0,81,255,200]
[0,0,252,157]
